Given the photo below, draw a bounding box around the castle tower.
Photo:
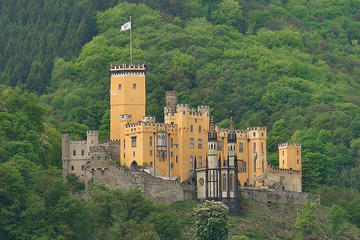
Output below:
[278,143,301,171]
[165,91,177,113]
[247,127,267,186]
[87,130,98,154]
[62,134,70,176]
[110,64,146,140]
[227,117,237,167]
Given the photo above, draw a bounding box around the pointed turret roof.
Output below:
[208,116,217,141]
[228,116,236,143]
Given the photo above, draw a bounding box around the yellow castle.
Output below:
[106,63,302,192]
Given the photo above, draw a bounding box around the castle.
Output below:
[62,63,302,213]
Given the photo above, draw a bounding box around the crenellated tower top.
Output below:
[109,63,146,76]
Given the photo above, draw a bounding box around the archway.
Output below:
[131,161,138,169]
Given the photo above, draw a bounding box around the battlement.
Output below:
[69,140,87,144]
[125,121,177,129]
[120,114,132,121]
[165,91,178,97]
[142,116,156,123]
[246,127,267,131]
[175,104,209,116]
[109,63,146,75]
[62,133,69,139]
[266,162,301,174]
[278,142,301,149]
[87,130,98,136]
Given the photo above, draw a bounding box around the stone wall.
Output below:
[240,187,319,205]
[83,163,196,204]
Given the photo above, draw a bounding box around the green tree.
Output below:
[194,201,229,240]
[295,201,319,239]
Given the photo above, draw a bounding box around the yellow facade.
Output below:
[109,64,301,188]
[110,64,146,140]
[278,143,302,171]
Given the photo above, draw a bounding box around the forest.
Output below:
[1,0,360,239]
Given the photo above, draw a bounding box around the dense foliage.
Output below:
[1,0,360,237]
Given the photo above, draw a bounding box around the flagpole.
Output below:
[130,16,133,65]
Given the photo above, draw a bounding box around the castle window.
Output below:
[171,163,174,169]
[91,140,94,144]
[150,150,152,156]
[190,125,193,132]
[81,150,84,156]
[261,143,264,153]
[243,161,247,172]
[253,132,256,137]
[229,173,234,191]
[297,150,299,155]
[133,151,135,157]
[171,138,173,148]
[254,143,256,151]
[118,84,122,90]
[176,156,178,163]
[81,165,84,170]
[73,150,76,156]
[150,161,153,167]
[198,138,203,149]
[199,156,202,168]
[198,126,202,133]
[217,141,222,150]
[223,174,227,191]
[133,83,136,89]
[297,159,299,164]
[190,138,194,148]
[261,132,264,137]
[71,166,74,171]
[190,156,194,170]
[149,136,152,146]
[283,160,284,165]
[239,143,243,152]
[131,136,137,147]
[124,153,125,158]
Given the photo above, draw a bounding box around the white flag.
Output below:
[121,21,131,31]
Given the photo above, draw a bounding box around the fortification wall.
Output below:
[83,164,195,204]
[240,187,319,205]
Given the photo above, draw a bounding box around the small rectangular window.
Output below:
[73,150,76,156]
[171,138,173,148]
[239,143,243,152]
[261,143,264,153]
[118,84,122,90]
[217,141,222,151]
[198,126,202,133]
[150,150,153,156]
[198,138,203,149]
[71,166,74,171]
[171,152,173,158]
[149,136,152,146]
[190,125,193,132]
[171,163,174,169]
[150,161,153,167]
[190,156,193,170]
[133,83,136,89]
[81,165,84,170]
[81,150,84,156]
[190,138,194,148]
[131,136,136,147]
[123,139,125,149]
[176,156,178,163]
[199,156,202,168]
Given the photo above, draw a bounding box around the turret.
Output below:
[87,130,98,154]
[227,117,237,167]
[208,116,218,168]
[165,91,177,113]
[278,143,301,171]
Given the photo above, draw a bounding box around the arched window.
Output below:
[222,174,227,191]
